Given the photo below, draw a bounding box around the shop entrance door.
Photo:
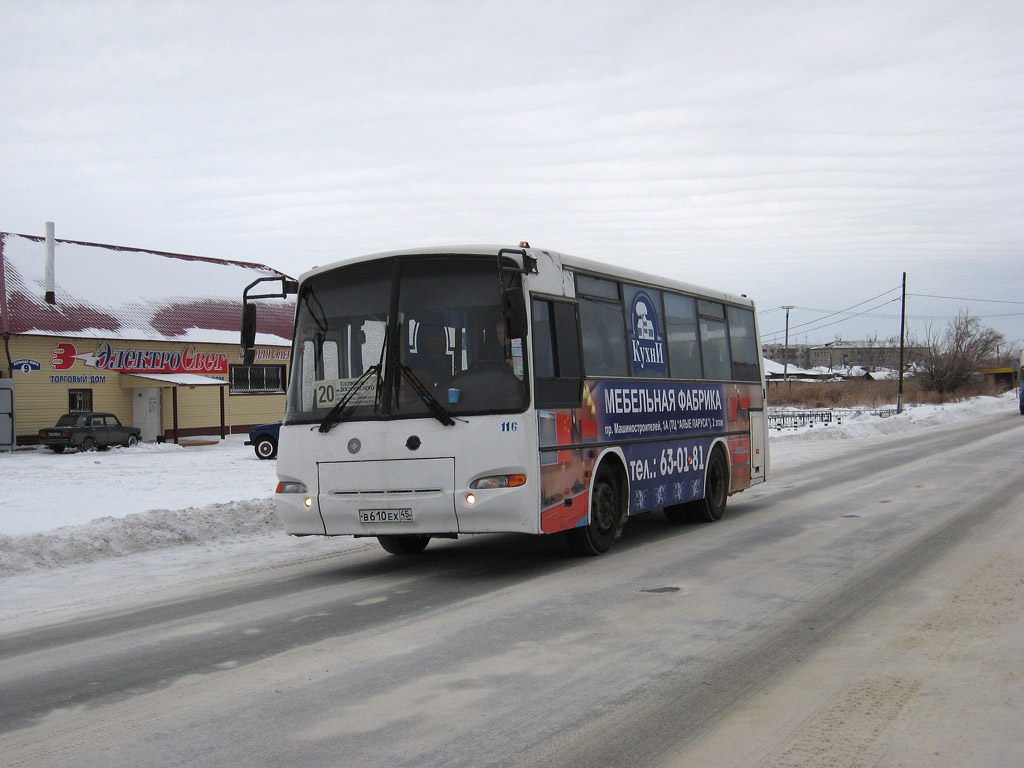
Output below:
[132,387,161,442]
[0,379,13,451]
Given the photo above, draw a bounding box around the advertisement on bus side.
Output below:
[538,380,761,532]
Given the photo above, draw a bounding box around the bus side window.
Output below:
[532,298,583,408]
[576,275,628,378]
[727,306,760,382]
[698,300,732,380]
[623,284,667,378]
[665,293,702,379]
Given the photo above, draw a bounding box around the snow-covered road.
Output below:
[1,393,1021,768]
[0,392,1019,630]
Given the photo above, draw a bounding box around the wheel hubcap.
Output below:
[593,483,617,533]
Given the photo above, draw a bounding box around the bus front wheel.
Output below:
[566,466,622,556]
[377,534,431,555]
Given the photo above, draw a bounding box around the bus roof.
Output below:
[300,245,756,309]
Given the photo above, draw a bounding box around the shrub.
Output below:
[918,312,1004,396]
[766,377,999,408]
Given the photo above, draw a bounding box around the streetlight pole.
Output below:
[782,306,794,383]
[897,272,906,414]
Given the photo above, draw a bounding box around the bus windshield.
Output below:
[286,255,527,425]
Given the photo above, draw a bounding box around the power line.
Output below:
[759,286,1023,344]
[780,305,906,319]
[763,286,901,337]
[763,297,902,340]
[909,293,1024,306]
[764,307,1016,322]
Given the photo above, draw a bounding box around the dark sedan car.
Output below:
[38,412,141,453]
[245,422,281,459]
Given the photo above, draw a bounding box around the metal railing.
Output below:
[767,407,897,430]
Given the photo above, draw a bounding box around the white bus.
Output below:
[243,244,769,556]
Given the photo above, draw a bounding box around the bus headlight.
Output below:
[470,474,527,490]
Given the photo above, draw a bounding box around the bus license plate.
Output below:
[359,508,413,524]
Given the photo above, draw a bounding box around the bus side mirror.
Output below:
[241,303,257,349]
[504,289,528,339]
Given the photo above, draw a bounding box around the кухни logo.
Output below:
[629,291,667,375]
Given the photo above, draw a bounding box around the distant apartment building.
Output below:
[763,340,926,371]
[761,343,813,370]
[808,340,926,370]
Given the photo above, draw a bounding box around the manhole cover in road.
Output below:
[641,586,681,593]
[841,514,862,518]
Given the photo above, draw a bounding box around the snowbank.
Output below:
[770,393,1016,441]
[0,436,278,536]
[0,499,278,574]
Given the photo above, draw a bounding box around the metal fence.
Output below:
[767,407,897,430]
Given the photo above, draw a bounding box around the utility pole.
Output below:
[897,272,906,414]
[782,306,794,383]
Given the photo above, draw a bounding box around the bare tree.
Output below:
[919,311,1004,397]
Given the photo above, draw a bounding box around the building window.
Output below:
[230,365,286,394]
[69,389,93,412]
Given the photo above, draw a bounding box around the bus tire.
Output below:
[690,446,729,523]
[566,465,622,556]
[377,534,431,555]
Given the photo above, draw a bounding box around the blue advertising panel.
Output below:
[539,378,760,531]
[627,289,668,377]
[620,436,714,512]
[589,380,727,442]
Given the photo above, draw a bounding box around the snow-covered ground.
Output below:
[1,437,280,536]
[1,392,1019,629]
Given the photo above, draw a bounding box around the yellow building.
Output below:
[1,229,294,446]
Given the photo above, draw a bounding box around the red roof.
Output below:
[1,232,294,344]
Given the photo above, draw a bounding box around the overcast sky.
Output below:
[2,0,1022,352]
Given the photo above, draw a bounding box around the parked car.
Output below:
[246,422,281,459]
[38,412,141,452]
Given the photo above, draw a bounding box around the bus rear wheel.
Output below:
[566,465,622,556]
[666,446,728,524]
[377,534,431,555]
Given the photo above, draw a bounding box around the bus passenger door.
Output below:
[530,297,583,409]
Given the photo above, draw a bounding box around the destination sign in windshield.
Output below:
[313,377,378,409]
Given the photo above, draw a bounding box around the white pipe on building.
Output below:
[44,221,56,304]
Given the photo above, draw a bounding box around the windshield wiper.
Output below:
[397,364,456,427]
[318,364,382,433]
[319,322,389,433]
